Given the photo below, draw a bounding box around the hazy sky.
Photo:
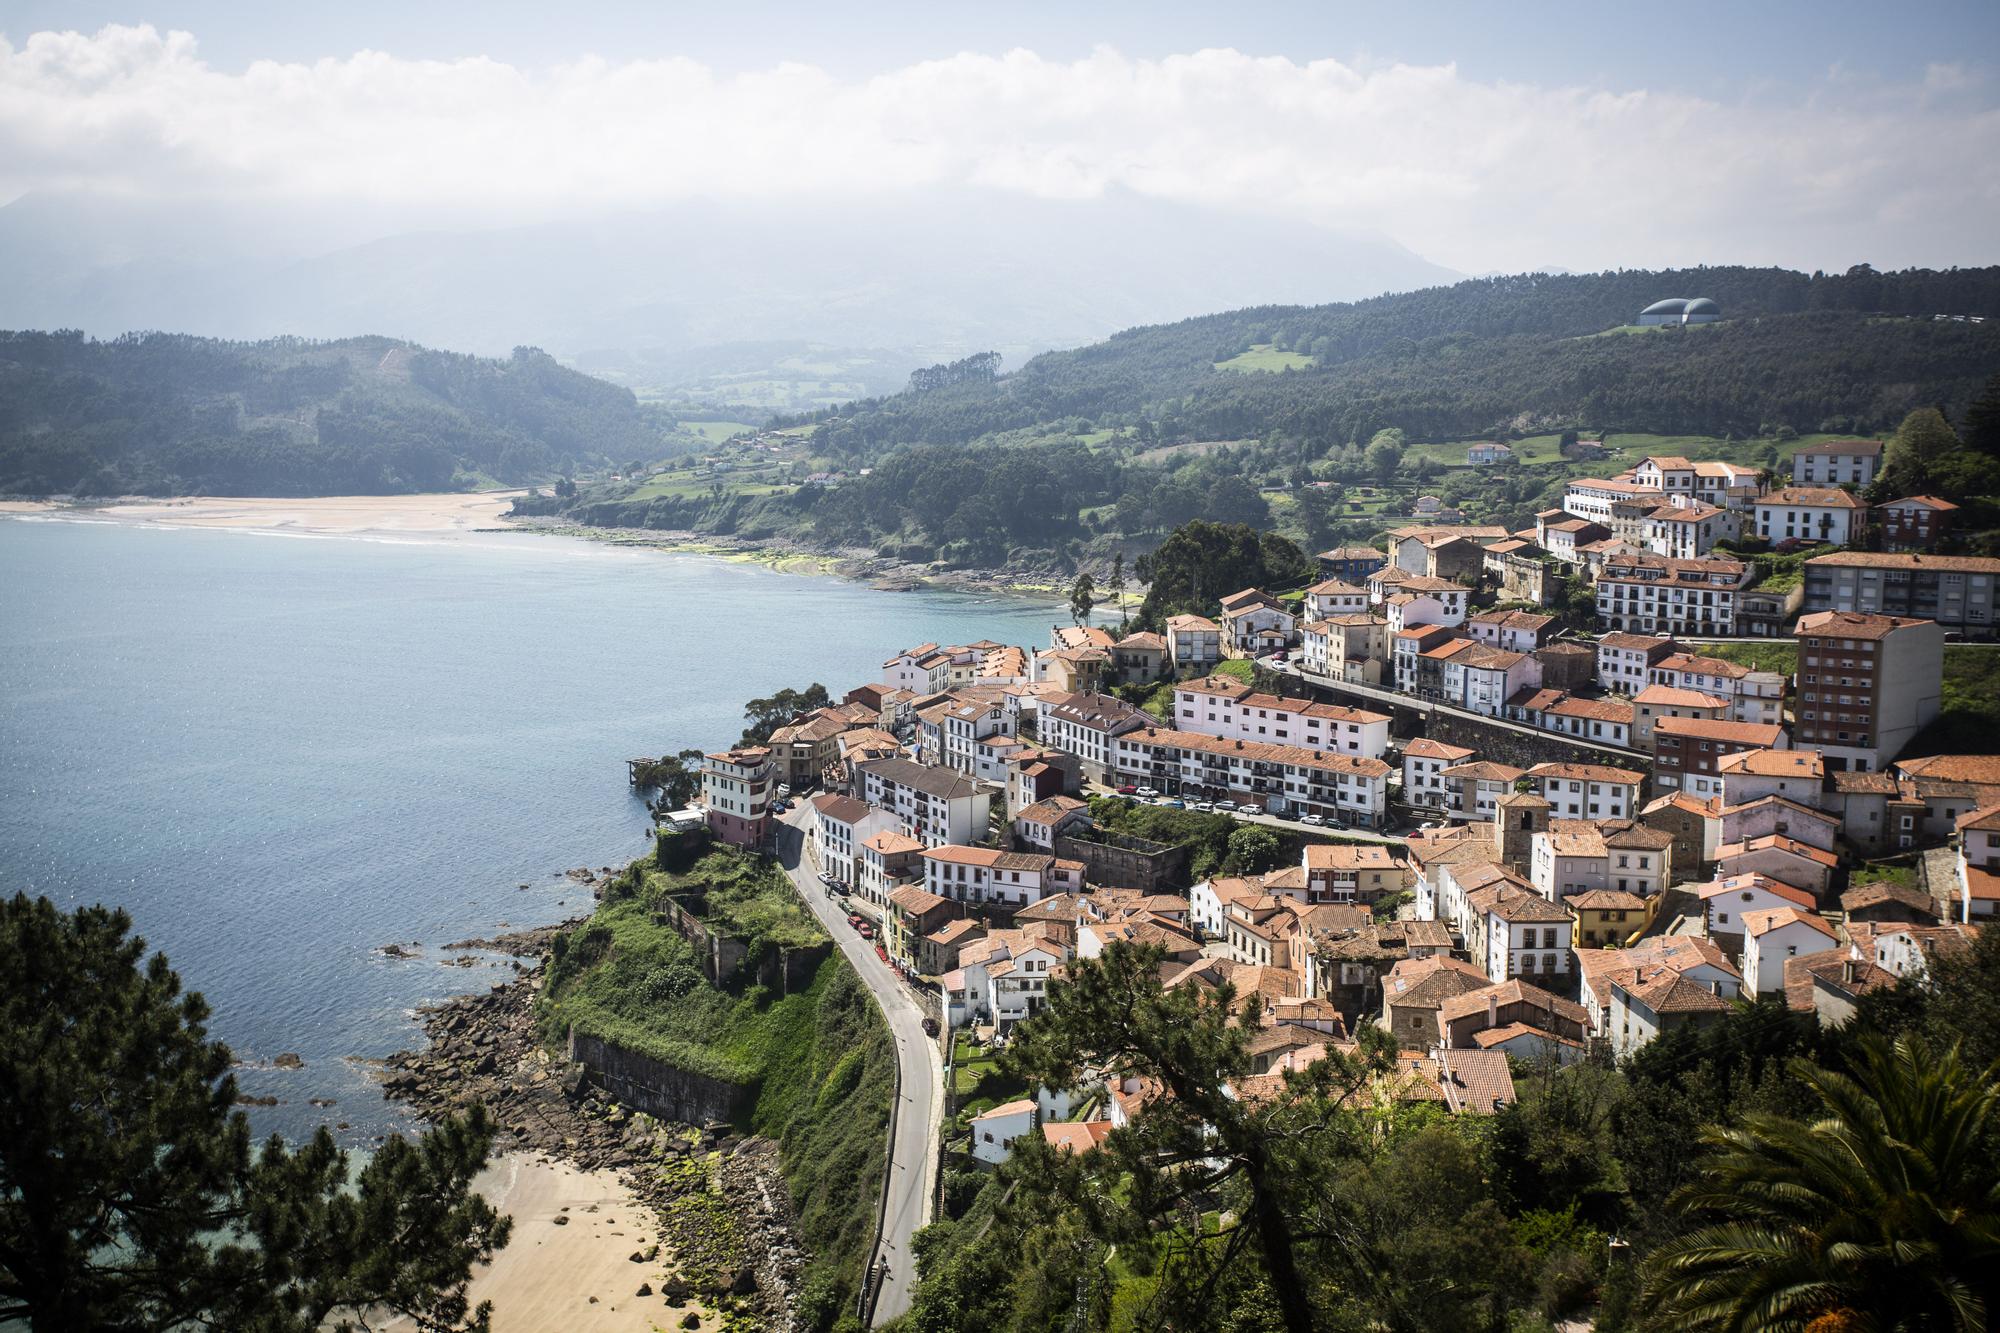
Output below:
[3,0,1996,274]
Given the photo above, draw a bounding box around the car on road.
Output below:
[1298,813,1325,826]
[857,922,875,940]
[921,1017,939,1037]
[1160,798,1185,809]
[1191,800,1215,812]
[1136,786,1160,798]
[1115,784,1138,795]
[847,912,863,927]
[1237,802,1262,815]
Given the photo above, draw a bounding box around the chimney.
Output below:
[1487,993,1498,1027]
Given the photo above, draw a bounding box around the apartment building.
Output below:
[1403,738,1477,809]
[1652,717,1789,799]
[1793,610,1944,772]
[1790,439,1883,488]
[1646,651,1786,726]
[1108,727,1392,826]
[1874,495,1959,551]
[1299,614,1388,682]
[1165,614,1223,672]
[1595,632,1675,695]
[921,845,1083,910]
[1802,551,2000,638]
[1595,554,1750,636]
[1752,487,1868,547]
[1525,763,1645,820]
[1039,692,1153,784]
[858,757,994,846]
[1171,676,1391,758]
[701,745,774,847]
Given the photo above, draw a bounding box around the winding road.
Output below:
[772,810,941,1327]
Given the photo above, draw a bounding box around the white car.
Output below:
[1191,801,1215,812]
[1298,813,1325,826]
[1237,802,1262,815]
[1136,786,1160,799]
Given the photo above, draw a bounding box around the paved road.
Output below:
[771,810,940,1326]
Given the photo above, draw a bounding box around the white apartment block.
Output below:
[1109,728,1392,825]
[1595,555,1750,636]
[1526,764,1644,820]
[1171,678,1391,758]
[858,758,994,847]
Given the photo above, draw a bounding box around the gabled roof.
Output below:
[1403,738,1478,761]
[1741,907,1838,942]
[1755,486,1869,509]
[1795,610,1936,639]
[1696,873,1817,910]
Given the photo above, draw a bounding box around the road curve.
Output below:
[772,812,940,1326]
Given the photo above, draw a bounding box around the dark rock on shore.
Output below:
[380,938,810,1328]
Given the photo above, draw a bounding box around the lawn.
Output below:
[951,1032,1028,1123]
[620,472,788,501]
[1214,344,1316,373]
[679,419,760,443]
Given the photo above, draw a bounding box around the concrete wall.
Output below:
[567,1029,749,1126]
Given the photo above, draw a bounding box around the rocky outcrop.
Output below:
[381,951,809,1326]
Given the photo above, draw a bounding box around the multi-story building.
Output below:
[1316,545,1388,584]
[807,794,898,885]
[701,745,774,847]
[1303,844,1412,905]
[1039,692,1153,784]
[1528,819,1673,902]
[1525,763,1645,820]
[1170,676,1391,757]
[1595,631,1676,695]
[1109,631,1170,684]
[856,829,924,907]
[1165,614,1223,672]
[1466,609,1557,654]
[858,757,993,846]
[1403,738,1477,809]
[1217,589,1296,656]
[1108,727,1392,826]
[1299,615,1388,682]
[1752,487,1868,547]
[1793,610,1944,772]
[1393,624,1461,694]
[1652,717,1789,798]
[1644,499,1732,559]
[1646,651,1787,726]
[1438,760,1526,824]
[1595,554,1750,636]
[921,845,1083,910]
[1954,805,2000,923]
[1468,883,1575,983]
[1874,496,1959,552]
[1453,646,1542,717]
[1790,439,1883,488]
[1803,552,2000,638]
[1563,477,1664,525]
[1303,579,1371,620]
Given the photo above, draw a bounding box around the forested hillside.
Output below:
[793,266,2000,453]
[0,331,664,496]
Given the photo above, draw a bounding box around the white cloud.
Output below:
[0,24,1993,271]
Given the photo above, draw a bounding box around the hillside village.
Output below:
[662,438,1993,1178]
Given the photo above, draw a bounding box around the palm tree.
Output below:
[1645,1035,2000,1332]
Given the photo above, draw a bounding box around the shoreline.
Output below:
[382,933,809,1332]
[1,494,1095,601]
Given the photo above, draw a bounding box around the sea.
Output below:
[0,516,1070,1143]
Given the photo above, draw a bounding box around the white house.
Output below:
[1525,763,1645,820]
[858,758,993,847]
[1165,615,1222,672]
[1791,439,1882,488]
[1752,487,1868,547]
[1608,965,1732,1057]
[1741,908,1840,996]
[1466,609,1556,654]
[1403,738,1476,809]
[1039,692,1152,784]
[1171,676,1391,758]
[1304,580,1371,620]
[970,1099,1038,1164]
[1697,873,1818,940]
[1957,805,2000,923]
[1470,884,1574,983]
[1595,632,1674,695]
[1217,589,1296,655]
[807,794,898,885]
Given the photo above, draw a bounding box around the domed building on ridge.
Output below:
[1636,297,1722,326]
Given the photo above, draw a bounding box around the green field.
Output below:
[620,472,788,501]
[679,420,759,443]
[1214,343,1317,373]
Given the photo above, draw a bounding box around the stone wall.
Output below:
[567,1029,749,1126]
[1422,709,1645,773]
[1056,829,1190,892]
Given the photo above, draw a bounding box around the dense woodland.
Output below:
[0,331,662,496]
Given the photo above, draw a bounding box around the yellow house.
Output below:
[1564,888,1655,948]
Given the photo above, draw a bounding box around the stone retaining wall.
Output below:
[567,1028,749,1126]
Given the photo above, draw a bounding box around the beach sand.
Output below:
[404,1153,718,1333]
[83,491,528,535]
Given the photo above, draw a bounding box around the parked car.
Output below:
[1115,784,1138,795]
[1191,801,1215,812]
[857,922,875,939]
[1136,786,1160,799]
[1298,813,1325,826]
[921,1017,940,1037]
[777,784,792,796]
[847,912,863,928]
[1161,798,1185,809]
[1237,802,1261,815]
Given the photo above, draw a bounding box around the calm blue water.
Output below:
[0,518,1066,1141]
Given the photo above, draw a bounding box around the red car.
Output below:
[1115,784,1138,795]
[857,922,875,940]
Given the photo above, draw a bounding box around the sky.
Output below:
[2,0,1997,274]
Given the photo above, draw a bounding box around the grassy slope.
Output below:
[538,850,893,1304]
[1213,344,1317,373]
[1701,642,2000,758]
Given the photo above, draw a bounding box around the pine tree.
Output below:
[0,894,511,1331]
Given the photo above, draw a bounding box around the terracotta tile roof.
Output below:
[1041,1120,1114,1153]
[1756,486,1869,509]
[1403,738,1478,761]
[973,1099,1037,1121]
[1653,651,1752,678]
[1527,762,1645,785]
[1900,754,2000,785]
[1439,979,1588,1028]
[1696,873,1817,910]
[1718,834,1839,867]
[1635,683,1730,710]
[1783,949,1897,1011]
[889,884,952,915]
[1807,551,2000,574]
[809,793,874,823]
[927,918,985,945]
[1963,864,2000,902]
[1548,695,1636,724]
[1597,632,1674,652]
[1619,967,1733,1014]
[1114,631,1167,651]
[1303,844,1403,871]
[1878,494,1959,512]
[1432,1047,1517,1114]
[1117,726,1393,777]
[1718,748,1824,779]
[1165,613,1221,631]
[1441,760,1526,782]
[1795,610,1937,639]
[1653,717,1786,746]
[860,757,982,799]
[1839,882,1937,916]
[1472,1022,1584,1052]
[1470,884,1573,925]
[863,830,924,855]
[1565,888,1649,911]
[1742,907,1837,941]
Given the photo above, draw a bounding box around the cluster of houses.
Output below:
[681,439,1996,1164]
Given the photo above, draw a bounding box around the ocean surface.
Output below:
[0,517,1069,1142]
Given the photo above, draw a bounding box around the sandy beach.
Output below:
[413,1153,720,1333]
[0,492,525,537]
